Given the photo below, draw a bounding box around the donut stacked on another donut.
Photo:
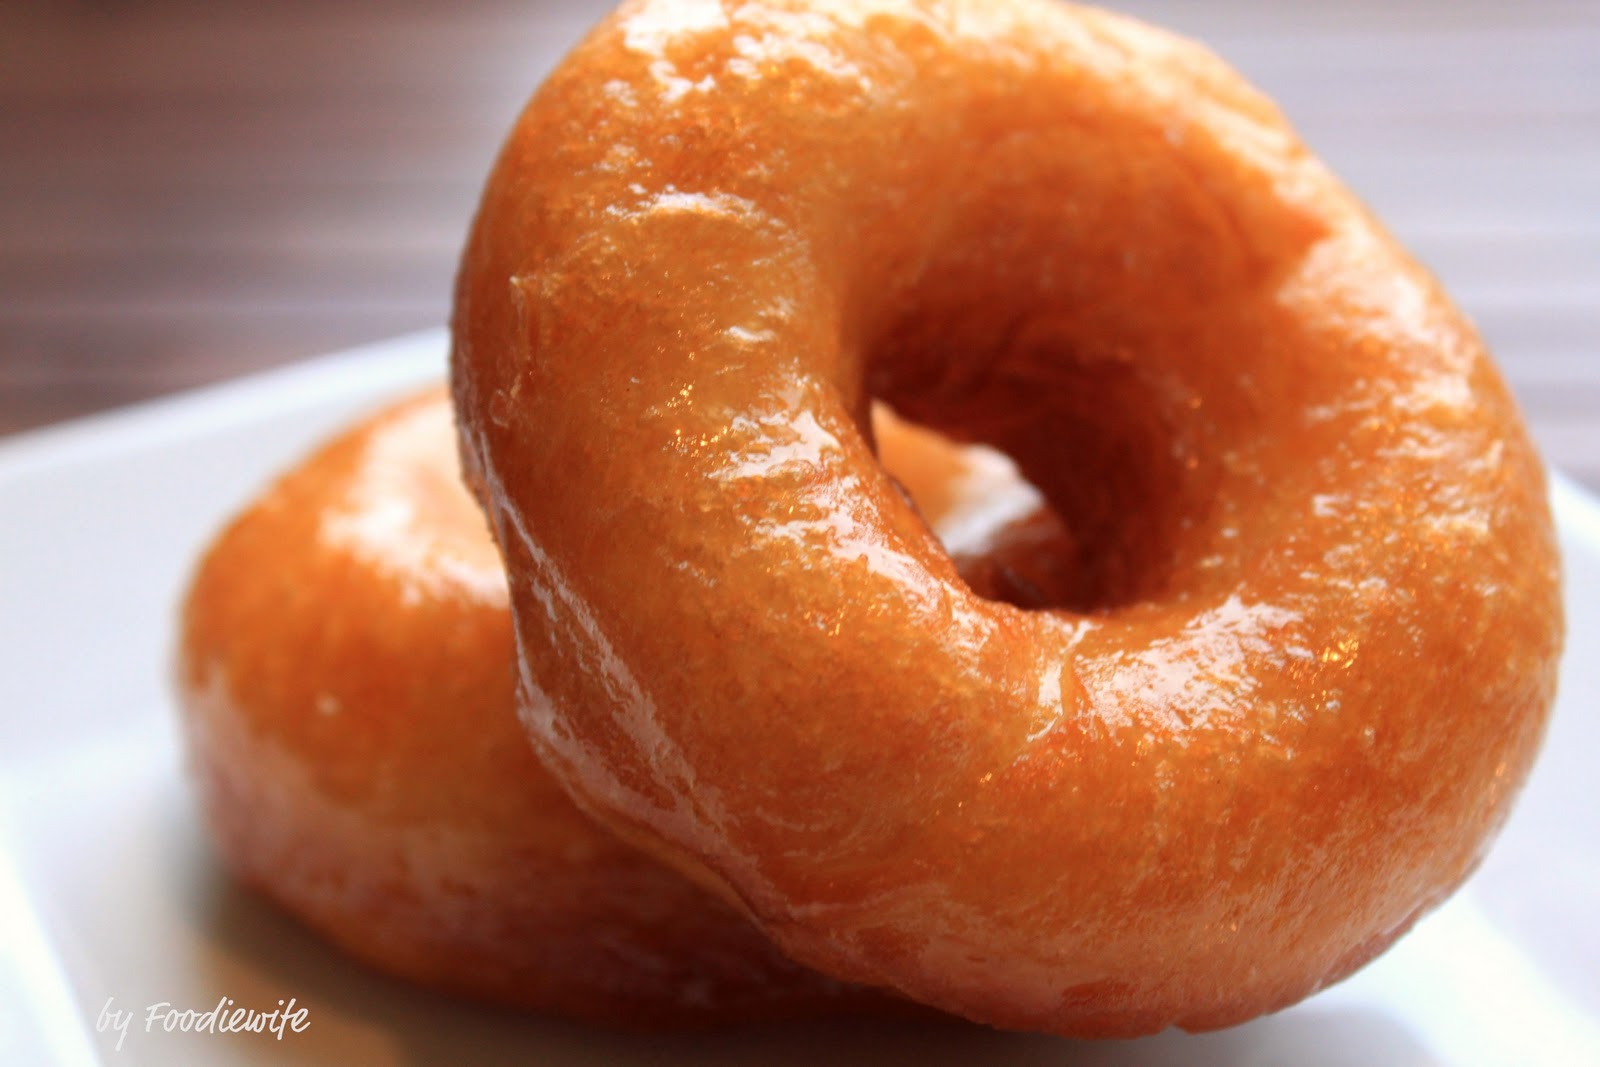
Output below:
[176,388,1044,1026]
[451,0,1564,1036]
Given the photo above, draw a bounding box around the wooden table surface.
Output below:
[4,0,1597,490]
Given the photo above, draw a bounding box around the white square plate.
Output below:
[2,331,1597,1065]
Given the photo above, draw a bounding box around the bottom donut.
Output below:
[174,388,1058,1026]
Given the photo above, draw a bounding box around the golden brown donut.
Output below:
[175,388,1026,1026]
[451,0,1565,1036]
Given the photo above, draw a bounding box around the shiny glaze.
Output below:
[178,391,864,1025]
[451,0,1564,1035]
[176,389,1023,1025]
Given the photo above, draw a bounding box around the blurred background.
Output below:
[3,0,1597,489]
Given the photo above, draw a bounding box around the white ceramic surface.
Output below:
[1,331,1596,1066]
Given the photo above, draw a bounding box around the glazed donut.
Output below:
[451,0,1564,1036]
[175,388,1032,1025]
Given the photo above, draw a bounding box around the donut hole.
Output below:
[847,108,1264,614]
[876,403,1177,617]
[872,347,1200,615]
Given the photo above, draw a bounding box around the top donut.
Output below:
[451,0,1563,1036]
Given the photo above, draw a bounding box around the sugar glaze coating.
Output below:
[453,0,1564,1035]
